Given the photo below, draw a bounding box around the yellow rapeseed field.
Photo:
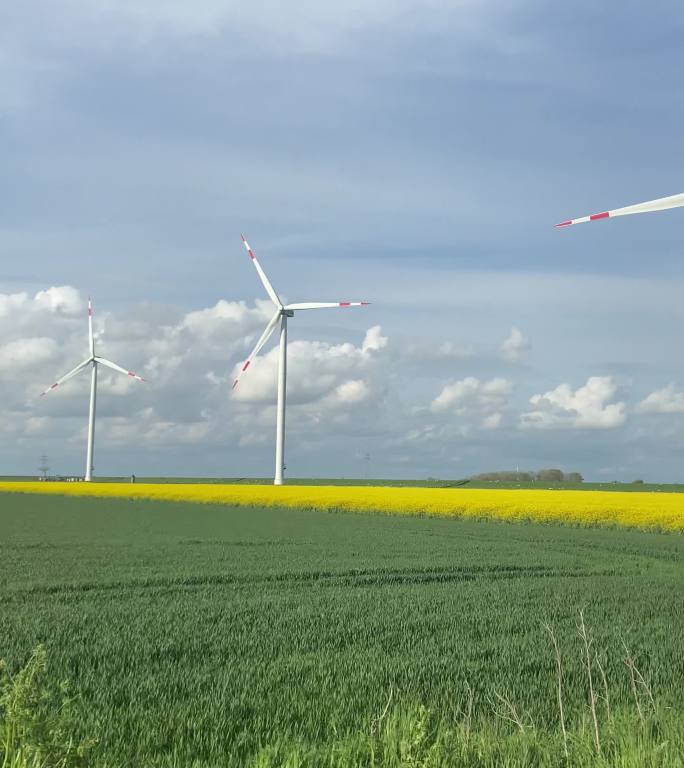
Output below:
[1,481,683,531]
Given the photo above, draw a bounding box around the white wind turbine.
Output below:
[40,298,146,481]
[555,192,684,228]
[233,235,370,485]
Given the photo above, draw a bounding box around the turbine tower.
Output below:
[40,298,146,481]
[556,192,684,228]
[233,235,369,485]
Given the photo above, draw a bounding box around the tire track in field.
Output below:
[0,563,616,603]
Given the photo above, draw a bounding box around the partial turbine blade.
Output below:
[285,301,370,311]
[232,311,281,390]
[555,192,684,228]
[95,356,146,382]
[241,234,282,307]
[40,358,91,396]
[88,297,95,357]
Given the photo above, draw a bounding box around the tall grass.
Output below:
[2,640,681,767]
[0,646,95,768]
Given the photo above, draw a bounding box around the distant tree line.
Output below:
[471,469,583,483]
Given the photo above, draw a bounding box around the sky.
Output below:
[2,0,684,481]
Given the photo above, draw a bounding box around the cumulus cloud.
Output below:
[431,376,512,416]
[331,379,370,404]
[33,286,84,314]
[481,412,502,430]
[231,326,387,406]
[0,286,390,470]
[0,287,83,318]
[499,327,530,363]
[427,377,512,432]
[181,299,273,340]
[0,338,58,370]
[637,384,684,414]
[362,325,388,354]
[520,376,626,430]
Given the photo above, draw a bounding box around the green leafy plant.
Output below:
[0,646,95,768]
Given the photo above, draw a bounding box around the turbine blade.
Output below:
[241,234,282,307]
[40,358,91,396]
[95,356,146,382]
[284,301,371,310]
[88,297,94,357]
[232,311,281,390]
[555,192,684,228]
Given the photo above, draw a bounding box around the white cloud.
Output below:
[181,299,273,339]
[637,384,684,414]
[331,379,370,404]
[438,340,473,359]
[430,376,512,415]
[0,287,83,320]
[33,286,83,314]
[0,292,29,318]
[362,325,388,354]
[481,411,502,430]
[0,285,390,467]
[520,376,626,430]
[0,280,678,479]
[231,327,388,405]
[499,327,530,362]
[0,337,58,370]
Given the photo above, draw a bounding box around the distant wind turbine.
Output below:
[40,298,146,481]
[233,235,370,485]
[555,192,684,228]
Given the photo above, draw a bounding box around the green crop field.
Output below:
[1,492,683,766]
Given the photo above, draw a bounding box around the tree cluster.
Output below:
[471,469,583,483]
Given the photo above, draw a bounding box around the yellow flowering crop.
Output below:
[1,481,683,531]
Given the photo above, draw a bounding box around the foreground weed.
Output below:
[0,647,94,768]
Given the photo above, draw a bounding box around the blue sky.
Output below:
[3,0,684,480]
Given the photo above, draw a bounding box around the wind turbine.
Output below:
[555,192,684,228]
[233,235,369,485]
[40,298,146,481]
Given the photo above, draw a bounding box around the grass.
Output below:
[1,492,683,765]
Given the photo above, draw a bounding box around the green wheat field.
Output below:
[1,492,683,766]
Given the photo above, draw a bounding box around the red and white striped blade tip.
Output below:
[232,359,252,389]
[555,212,609,228]
[240,235,255,259]
[127,372,146,382]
